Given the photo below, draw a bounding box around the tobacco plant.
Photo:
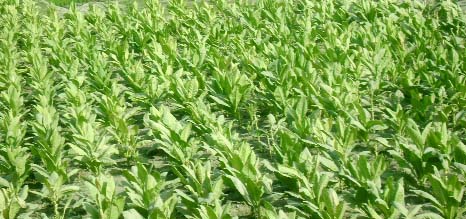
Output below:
[0,0,465,218]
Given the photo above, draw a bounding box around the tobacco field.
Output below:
[0,0,466,218]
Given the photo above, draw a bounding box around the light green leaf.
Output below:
[123,209,144,219]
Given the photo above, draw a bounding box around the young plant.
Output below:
[31,165,79,219]
[413,168,465,219]
[144,106,198,165]
[208,132,273,218]
[83,174,125,219]
[122,164,177,219]
[172,160,225,216]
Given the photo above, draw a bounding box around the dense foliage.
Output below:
[1,0,466,218]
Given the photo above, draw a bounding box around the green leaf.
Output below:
[412,190,441,207]
[84,203,100,219]
[123,209,144,219]
[0,178,9,188]
[210,95,230,108]
[406,119,424,147]
[224,175,251,204]
[366,205,384,219]
[415,212,444,219]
